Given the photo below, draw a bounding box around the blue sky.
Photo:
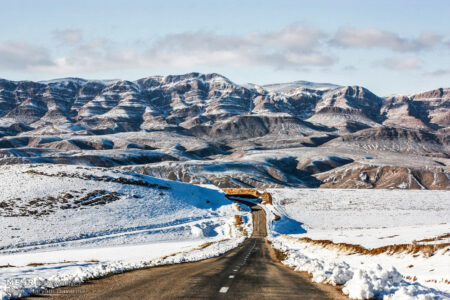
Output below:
[0,0,449,95]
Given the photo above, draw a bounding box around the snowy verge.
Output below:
[265,188,450,296]
[267,188,450,248]
[0,164,253,299]
[0,237,245,299]
[271,236,450,299]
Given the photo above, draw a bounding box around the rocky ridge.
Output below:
[0,73,448,189]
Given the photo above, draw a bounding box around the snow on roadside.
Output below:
[0,238,245,299]
[0,164,252,299]
[266,188,450,299]
[271,236,449,299]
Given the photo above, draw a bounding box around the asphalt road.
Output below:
[27,203,345,299]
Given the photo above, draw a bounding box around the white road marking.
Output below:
[229,275,235,278]
[219,287,229,293]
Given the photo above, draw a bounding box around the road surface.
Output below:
[27,202,345,299]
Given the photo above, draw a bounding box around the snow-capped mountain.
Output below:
[0,73,448,189]
[0,73,447,137]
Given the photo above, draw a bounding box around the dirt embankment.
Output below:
[292,236,450,257]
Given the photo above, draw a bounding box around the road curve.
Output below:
[26,203,345,299]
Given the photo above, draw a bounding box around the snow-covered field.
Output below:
[267,188,450,299]
[1,165,449,299]
[0,164,251,299]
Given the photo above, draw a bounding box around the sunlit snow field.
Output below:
[1,163,449,299]
[268,188,450,298]
[0,164,251,299]
[269,188,450,247]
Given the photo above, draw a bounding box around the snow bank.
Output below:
[267,188,450,298]
[0,238,244,299]
[0,164,252,299]
[272,237,449,299]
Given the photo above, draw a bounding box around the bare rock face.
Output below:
[316,162,449,190]
[0,74,447,137]
[0,73,448,189]
[327,127,450,157]
[382,88,450,130]
[313,86,383,121]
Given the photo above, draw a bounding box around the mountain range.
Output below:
[0,73,448,189]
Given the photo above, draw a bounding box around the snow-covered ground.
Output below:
[267,188,450,299]
[0,164,251,299]
[1,165,449,299]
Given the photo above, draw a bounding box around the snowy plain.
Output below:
[1,164,449,299]
[267,188,450,299]
[268,188,450,247]
[0,164,251,299]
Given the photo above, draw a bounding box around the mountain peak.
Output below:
[0,73,447,138]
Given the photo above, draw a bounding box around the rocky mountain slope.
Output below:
[0,73,448,189]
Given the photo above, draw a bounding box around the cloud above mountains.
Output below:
[331,28,442,52]
[0,41,55,70]
[53,29,83,45]
[144,26,335,69]
[378,56,422,70]
[0,25,446,75]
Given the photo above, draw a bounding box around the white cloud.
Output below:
[143,27,335,69]
[49,39,138,73]
[0,41,54,70]
[331,28,442,52]
[424,68,450,77]
[0,26,337,74]
[24,26,335,74]
[53,29,83,45]
[249,25,326,51]
[379,56,421,70]
[343,65,357,71]
[0,25,445,76]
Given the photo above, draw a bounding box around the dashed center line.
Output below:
[218,241,257,295]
